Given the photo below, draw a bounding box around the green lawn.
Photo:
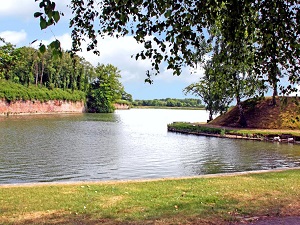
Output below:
[168,122,300,138]
[1,169,300,224]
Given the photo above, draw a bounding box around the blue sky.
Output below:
[0,0,204,100]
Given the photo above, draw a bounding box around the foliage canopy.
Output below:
[0,41,127,113]
[35,0,299,91]
[87,64,124,113]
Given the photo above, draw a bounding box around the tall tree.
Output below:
[35,0,299,95]
[208,1,266,127]
[87,64,124,113]
[184,62,233,121]
[254,0,299,105]
[0,40,17,80]
[11,47,36,86]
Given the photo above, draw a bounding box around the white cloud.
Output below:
[28,27,206,85]
[29,33,71,50]
[154,64,204,84]
[0,0,39,19]
[75,35,155,83]
[35,33,152,83]
[35,33,204,98]
[44,33,72,49]
[73,35,205,85]
[0,30,27,45]
[0,0,71,20]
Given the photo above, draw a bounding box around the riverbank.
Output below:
[0,99,85,116]
[168,122,300,144]
[1,168,300,224]
[133,105,205,110]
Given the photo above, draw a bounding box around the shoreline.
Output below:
[0,111,84,117]
[168,122,300,144]
[132,106,205,110]
[0,99,85,116]
[1,167,300,188]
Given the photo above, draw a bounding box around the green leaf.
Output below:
[50,40,60,50]
[40,17,47,30]
[39,44,46,53]
[34,12,43,18]
[53,40,61,49]
[164,10,172,18]
[53,11,60,23]
[51,2,56,10]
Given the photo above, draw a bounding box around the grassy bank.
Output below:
[1,169,300,224]
[210,97,300,129]
[0,80,86,102]
[168,122,300,139]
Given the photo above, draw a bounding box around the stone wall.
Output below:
[0,99,85,116]
[114,103,130,110]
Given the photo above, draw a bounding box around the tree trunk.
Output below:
[272,82,278,106]
[40,59,44,85]
[237,96,247,127]
[208,110,213,122]
[34,62,38,86]
[270,38,278,106]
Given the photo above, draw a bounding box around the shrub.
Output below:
[0,80,86,102]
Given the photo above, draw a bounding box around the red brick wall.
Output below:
[0,100,85,115]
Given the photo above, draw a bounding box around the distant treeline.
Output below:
[133,98,204,108]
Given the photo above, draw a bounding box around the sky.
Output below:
[0,0,205,100]
[1,0,299,101]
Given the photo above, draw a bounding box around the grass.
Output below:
[210,97,300,129]
[226,128,300,137]
[1,169,300,224]
[168,122,300,138]
[0,80,86,102]
[168,122,222,135]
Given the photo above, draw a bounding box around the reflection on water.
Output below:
[0,109,300,184]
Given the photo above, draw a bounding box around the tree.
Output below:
[254,0,299,105]
[11,47,36,86]
[121,91,133,102]
[35,0,299,96]
[184,62,233,121]
[87,64,124,113]
[209,28,265,127]
[0,39,17,80]
[0,42,97,95]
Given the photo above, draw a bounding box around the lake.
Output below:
[0,108,300,184]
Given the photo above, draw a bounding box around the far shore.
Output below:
[132,105,205,110]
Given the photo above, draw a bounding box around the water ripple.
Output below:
[0,110,300,184]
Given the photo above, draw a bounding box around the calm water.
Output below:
[0,109,300,184]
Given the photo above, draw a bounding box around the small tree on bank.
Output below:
[184,62,233,121]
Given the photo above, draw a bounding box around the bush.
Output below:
[167,122,222,134]
[0,80,86,102]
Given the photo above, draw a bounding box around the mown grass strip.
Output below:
[1,169,300,224]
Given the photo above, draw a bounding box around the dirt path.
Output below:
[241,216,300,225]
